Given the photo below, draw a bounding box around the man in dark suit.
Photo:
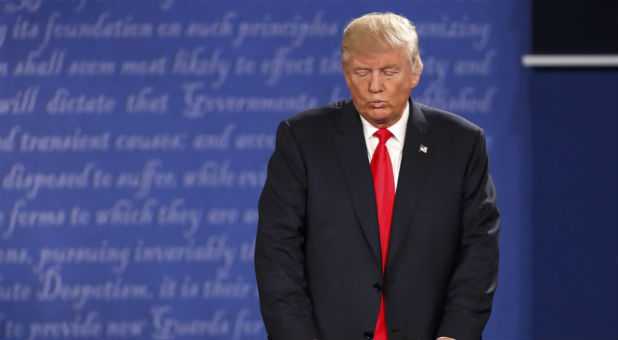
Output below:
[255,12,500,340]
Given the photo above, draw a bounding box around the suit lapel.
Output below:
[333,101,382,268]
[387,100,433,269]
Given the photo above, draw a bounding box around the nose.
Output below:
[369,72,383,93]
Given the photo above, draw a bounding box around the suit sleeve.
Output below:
[254,120,319,339]
[437,129,500,339]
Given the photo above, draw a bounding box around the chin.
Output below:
[366,109,390,120]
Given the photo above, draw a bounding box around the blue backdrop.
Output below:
[1,1,615,339]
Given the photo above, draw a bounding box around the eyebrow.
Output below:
[380,65,400,70]
[352,65,400,71]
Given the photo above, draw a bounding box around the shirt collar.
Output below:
[359,100,409,145]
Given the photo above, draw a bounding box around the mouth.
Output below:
[370,100,386,108]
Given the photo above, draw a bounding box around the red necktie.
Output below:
[371,128,395,340]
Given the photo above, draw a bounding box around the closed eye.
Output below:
[383,68,399,76]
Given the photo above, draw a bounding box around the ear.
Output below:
[409,72,421,89]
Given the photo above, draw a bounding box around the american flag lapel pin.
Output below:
[419,144,428,154]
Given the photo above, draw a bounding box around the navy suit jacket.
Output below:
[255,98,500,340]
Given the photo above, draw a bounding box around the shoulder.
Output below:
[414,101,484,142]
[283,99,349,130]
[416,102,482,133]
[271,100,351,159]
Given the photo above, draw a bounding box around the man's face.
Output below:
[343,47,420,128]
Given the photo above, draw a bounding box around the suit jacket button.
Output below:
[373,283,382,291]
[363,331,373,339]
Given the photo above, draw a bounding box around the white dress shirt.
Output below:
[359,101,409,190]
[361,104,454,340]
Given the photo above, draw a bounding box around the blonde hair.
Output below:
[341,12,423,75]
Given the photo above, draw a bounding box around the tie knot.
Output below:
[374,128,393,144]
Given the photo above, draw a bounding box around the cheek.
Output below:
[349,81,366,95]
[394,81,413,95]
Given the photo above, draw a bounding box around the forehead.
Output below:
[347,46,408,68]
